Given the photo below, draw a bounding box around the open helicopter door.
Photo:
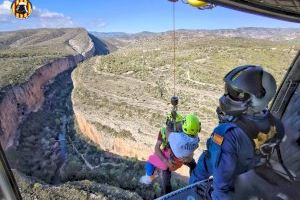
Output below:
[0,143,22,200]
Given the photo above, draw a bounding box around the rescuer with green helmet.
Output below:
[140,113,201,195]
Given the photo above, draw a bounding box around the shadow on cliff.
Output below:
[4,38,187,199]
[63,70,188,199]
[88,33,117,55]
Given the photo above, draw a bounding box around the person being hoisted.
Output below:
[190,65,286,200]
[140,110,201,194]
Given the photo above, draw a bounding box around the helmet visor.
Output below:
[225,84,250,101]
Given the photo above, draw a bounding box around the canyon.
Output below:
[1,28,300,199]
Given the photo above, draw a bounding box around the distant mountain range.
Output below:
[91,31,156,39]
[92,27,300,41]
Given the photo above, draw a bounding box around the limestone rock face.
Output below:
[0,29,95,150]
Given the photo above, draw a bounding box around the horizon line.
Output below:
[1,26,300,34]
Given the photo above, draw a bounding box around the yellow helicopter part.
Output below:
[187,0,208,7]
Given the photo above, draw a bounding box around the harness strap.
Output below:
[234,113,279,151]
[275,145,295,181]
[160,127,168,149]
[235,114,295,181]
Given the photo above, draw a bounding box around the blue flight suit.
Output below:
[189,123,260,200]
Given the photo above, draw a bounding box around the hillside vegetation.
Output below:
[72,30,300,164]
[14,170,143,200]
[0,28,90,89]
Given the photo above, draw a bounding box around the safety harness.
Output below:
[210,113,295,181]
[196,114,295,199]
[160,96,181,149]
[160,127,169,149]
[234,114,295,181]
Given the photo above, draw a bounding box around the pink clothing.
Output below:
[148,149,171,170]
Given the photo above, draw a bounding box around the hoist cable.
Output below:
[172,1,176,96]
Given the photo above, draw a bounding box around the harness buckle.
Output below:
[259,139,280,156]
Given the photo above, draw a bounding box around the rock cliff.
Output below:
[0,28,95,150]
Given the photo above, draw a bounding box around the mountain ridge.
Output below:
[92,27,300,41]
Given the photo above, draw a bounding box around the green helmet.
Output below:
[182,114,201,136]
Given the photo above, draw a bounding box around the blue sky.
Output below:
[0,0,299,32]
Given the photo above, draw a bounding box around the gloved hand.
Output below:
[196,179,213,200]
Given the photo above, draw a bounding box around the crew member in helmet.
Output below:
[189,65,284,200]
[140,113,201,194]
